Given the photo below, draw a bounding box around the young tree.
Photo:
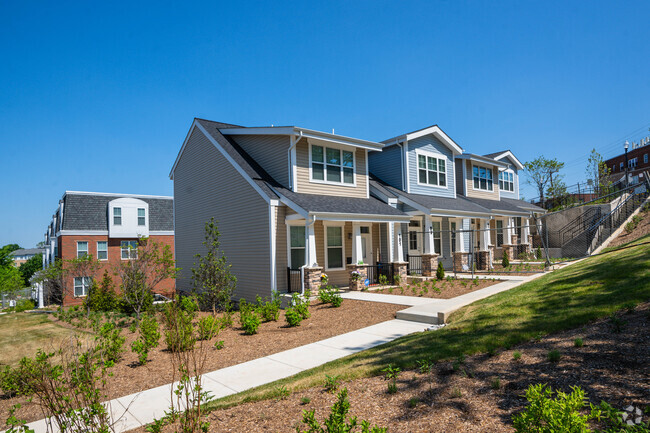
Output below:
[115,237,177,319]
[67,255,102,317]
[191,218,237,312]
[19,253,43,286]
[524,157,565,206]
[585,148,612,196]
[32,259,67,305]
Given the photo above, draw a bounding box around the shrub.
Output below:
[330,293,343,308]
[547,350,561,363]
[382,364,400,394]
[271,385,290,401]
[0,365,20,398]
[436,261,445,280]
[96,322,125,363]
[300,396,311,405]
[131,313,160,365]
[535,246,542,260]
[502,251,510,268]
[14,299,35,313]
[214,340,224,350]
[513,351,522,361]
[256,292,282,322]
[285,307,303,327]
[573,338,584,348]
[298,388,387,433]
[240,309,261,335]
[378,274,388,287]
[393,274,401,286]
[609,313,626,333]
[416,358,432,374]
[292,293,311,319]
[512,384,598,433]
[163,300,197,353]
[84,271,119,312]
[323,374,341,393]
[408,397,420,408]
[491,377,501,390]
[197,315,220,340]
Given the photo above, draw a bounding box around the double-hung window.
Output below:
[432,221,442,256]
[408,220,420,252]
[97,241,108,260]
[121,241,138,259]
[629,158,638,169]
[77,241,88,258]
[496,220,504,246]
[289,226,305,268]
[644,154,648,164]
[620,162,624,171]
[473,166,493,191]
[74,277,91,297]
[499,171,514,192]
[325,226,344,269]
[311,145,354,185]
[113,207,122,225]
[417,153,446,186]
[137,208,146,226]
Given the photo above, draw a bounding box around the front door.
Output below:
[360,226,372,264]
[408,219,422,256]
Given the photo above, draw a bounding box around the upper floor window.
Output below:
[644,154,648,164]
[113,207,122,225]
[77,241,88,258]
[97,241,108,261]
[473,166,493,191]
[121,241,138,260]
[629,158,638,169]
[499,171,514,192]
[620,162,624,171]
[311,144,354,185]
[417,153,446,187]
[137,208,146,226]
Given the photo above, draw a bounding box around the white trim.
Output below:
[269,204,277,292]
[220,126,385,151]
[414,149,449,189]
[57,230,174,236]
[64,191,172,200]
[365,149,369,198]
[308,140,358,188]
[150,230,175,236]
[471,164,495,192]
[451,156,457,198]
[76,241,88,259]
[491,151,524,170]
[96,241,108,261]
[404,140,410,193]
[323,222,346,271]
[382,125,463,155]
[457,153,508,168]
[310,212,410,223]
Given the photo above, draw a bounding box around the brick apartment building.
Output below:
[605,137,650,185]
[43,191,175,306]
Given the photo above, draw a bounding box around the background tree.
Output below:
[36,241,46,248]
[0,265,24,298]
[115,237,177,319]
[191,218,237,312]
[32,259,67,305]
[19,253,43,286]
[0,244,22,268]
[524,157,564,206]
[585,149,612,196]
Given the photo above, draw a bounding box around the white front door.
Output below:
[360,226,372,264]
[408,219,422,256]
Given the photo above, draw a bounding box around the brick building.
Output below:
[605,137,650,186]
[43,191,175,306]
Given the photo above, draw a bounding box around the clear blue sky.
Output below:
[2,1,649,248]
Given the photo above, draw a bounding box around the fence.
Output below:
[286,267,302,293]
[358,262,394,286]
[1,287,34,309]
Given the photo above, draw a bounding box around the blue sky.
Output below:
[1,1,649,247]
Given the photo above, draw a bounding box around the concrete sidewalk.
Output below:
[19,319,432,433]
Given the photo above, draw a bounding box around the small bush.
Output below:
[436,261,445,280]
[84,271,119,312]
[378,274,388,287]
[609,313,626,333]
[291,293,310,319]
[300,396,311,405]
[14,299,35,313]
[450,387,462,398]
[535,246,542,260]
[240,310,261,335]
[323,374,341,393]
[502,251,510,268]
[408,397,420,408]
[96,322,125,363]
[271,385,290,400]
[197,315,220,340]
[416,358,432,374]
[163,300,196,353]
[573,338,584,348]
[213,340,224,350]
[513,351,522,361]
[490,377,501,390]
[131,313,160,365]
[255,292,281,322]
[285,307,303,327]
[547,350,561,363]
[0,365,20,398]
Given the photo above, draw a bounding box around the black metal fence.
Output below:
[287,267,302,293]
[406,254,422,275]
[358,262,394,286]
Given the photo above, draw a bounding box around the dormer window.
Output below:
[310,144,355,185]
[138,208,146,226]
[499,171,514,192]
[113,208,122,225]
[473,166,493,191]
[417,152,446,187]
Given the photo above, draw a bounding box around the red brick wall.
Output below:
[606,147,650,176]
[59,235,175,307]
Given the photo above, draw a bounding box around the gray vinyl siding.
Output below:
[439,217,452,269]
[368,145,403,189]
[275,205,288,292]
[173,128,271,302]
[407,135,455,197]
[229,135,290,188]
[295,138,368,198]
[379,222,389,262]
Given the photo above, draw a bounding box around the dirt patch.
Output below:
[0,299,403,424]
[608,208,650,249]
[134,303,650,432]
[368,277,503,299]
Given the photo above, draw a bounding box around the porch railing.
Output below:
[286,267,302,293]
[357,263,394,286]
[406,254,422,275]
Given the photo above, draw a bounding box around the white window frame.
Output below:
[323,222,346,271]
[432,219,442,258]
[113,207,122,225]
[620,162,624,171]
[644,154,648,164]
[120,240,138,260]
[499,170,515,192]
[309,142,357,187]
[97,241,108,261]
[472,165,494,191]
[137,208,146,226]
[287,225,306,269]
[74,276,91,297]
[629,157,638,169]
[415,150,447,188]
[76,241,88,259]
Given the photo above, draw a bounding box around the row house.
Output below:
[43,191,175,306]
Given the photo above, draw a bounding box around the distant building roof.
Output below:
[10,248,44,257]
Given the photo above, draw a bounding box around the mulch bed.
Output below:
[366,278,503,299]
[608,208,650,249]
[136,302,650,433]
[0,299,403,424]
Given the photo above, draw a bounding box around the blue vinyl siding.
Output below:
[407,135,455,197]
[368,145,403,189]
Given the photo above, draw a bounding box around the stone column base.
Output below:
[475,251,491,270]
[453,252,471,272]
[421,253,439,277]
[347,264,368,291]
[488,245,496,269]
[512,234,519,245]
[520,243,532,255]
[501,245,515,262]
[303,266,323,293]
[392,262,408,287]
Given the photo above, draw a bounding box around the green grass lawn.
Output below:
[209,234,650,410]
[0,312,83,366]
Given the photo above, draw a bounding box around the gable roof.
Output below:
[483,150,524,170]
[61,192,173,231]
[11,248,44,257]
[381,124,463,155]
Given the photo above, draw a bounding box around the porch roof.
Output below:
[501,198,545,213]
[273,187,410,222]
[464,196,531,216]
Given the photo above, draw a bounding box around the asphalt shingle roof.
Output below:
[483,150,510,159]
[62,194,173,231]
[501,198,545,212]
[11,248,44,256]
[463,196,530,214]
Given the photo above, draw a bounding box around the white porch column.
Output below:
[351,222,363,264]
[423,215,435,255]
[504,217,513,245]
[387,222,395,263]
[481,219,491,250]
[393,222,404,262]
[456,222,466,253]
[305,219,317,267]
[522,218,530,241]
